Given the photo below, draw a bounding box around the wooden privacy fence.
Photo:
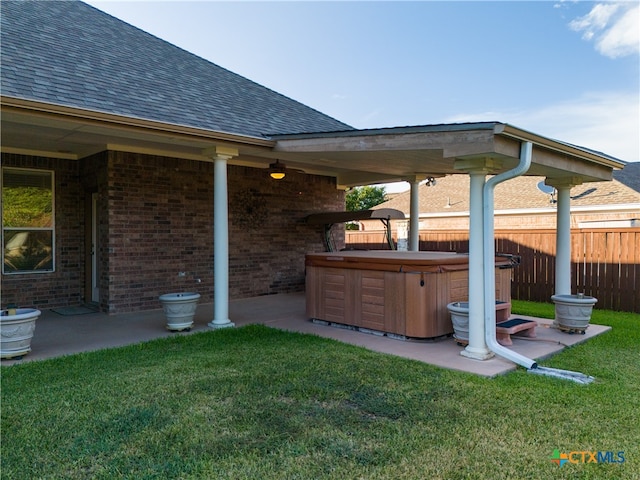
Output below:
[345,228,640,313]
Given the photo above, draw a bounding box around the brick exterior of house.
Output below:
[1,151,344,313]
[2,153,86,309]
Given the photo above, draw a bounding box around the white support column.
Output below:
[546,177,580,297]
[206,147,238,329]
[461,171,493,360]
[454,158,501,361]
[555,185,572,296]
[409,179,420,251]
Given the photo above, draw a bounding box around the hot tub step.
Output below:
[496,318,537,346]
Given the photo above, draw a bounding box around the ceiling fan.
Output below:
[267,160,305,180]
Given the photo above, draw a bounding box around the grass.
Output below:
[2,301,639,479]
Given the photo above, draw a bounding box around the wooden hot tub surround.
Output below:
[305,251,515,339]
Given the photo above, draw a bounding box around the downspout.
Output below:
[481,141,594,384]
[483,142,537,369]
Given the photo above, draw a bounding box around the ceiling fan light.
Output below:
[269,160,286,180]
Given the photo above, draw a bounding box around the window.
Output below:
[2,168,55,274]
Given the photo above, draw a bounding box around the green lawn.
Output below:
[2,301,639,479]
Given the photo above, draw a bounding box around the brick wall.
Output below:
[2,151,345,313]
[103,152,344,313]
[228,164,344,298]
[1,153,85,310]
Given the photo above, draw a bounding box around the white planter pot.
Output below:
[447,301,512,345]
[551,294,597,333]
[1,308,41,359]
[447,302,470,345]
[159,292,200,331]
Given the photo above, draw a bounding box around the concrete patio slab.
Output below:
[2,292,610,377]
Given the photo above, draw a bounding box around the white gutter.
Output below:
[495,123,625,170]
[483,141,537,369]
[1,96,276,148]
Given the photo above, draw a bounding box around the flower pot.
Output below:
[447,301,470,345]
[447,301,512,345]
[1,308,41,359]
[159,292,200,331]
[551,294,597,333]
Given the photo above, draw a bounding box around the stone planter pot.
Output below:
[447,301,470,345]
[1,308,41,359]
[447,301,512,345]
[159,292,201,331]
[551,294,597,333]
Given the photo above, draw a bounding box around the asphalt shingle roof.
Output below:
[613,162,640,192]
[1,0,353,138]
[378,168,640,215]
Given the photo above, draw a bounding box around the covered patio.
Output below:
[3,293,610,377]
[1,109,624,372]
[1,1,625,374]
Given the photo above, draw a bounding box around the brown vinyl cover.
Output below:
[305,250,512,273]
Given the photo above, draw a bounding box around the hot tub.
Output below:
[305,250,514,339]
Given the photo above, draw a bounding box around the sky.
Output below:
[87,0,639,191]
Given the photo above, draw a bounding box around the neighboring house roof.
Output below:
[377,166,640,215]
[0,0,352,139]
[613,162,640,192]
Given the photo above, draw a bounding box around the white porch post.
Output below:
[553,183,573,296]
[409,179,420,251]
[462,171,493,360]
[207,147,238,329]
[403,175,429,251]
[455,159,501,361]
[547,177,581,299]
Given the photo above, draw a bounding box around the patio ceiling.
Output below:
[1,97,625,188]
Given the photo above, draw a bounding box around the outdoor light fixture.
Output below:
[269,160,286,179]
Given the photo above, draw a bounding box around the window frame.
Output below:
[2,167,56,275]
